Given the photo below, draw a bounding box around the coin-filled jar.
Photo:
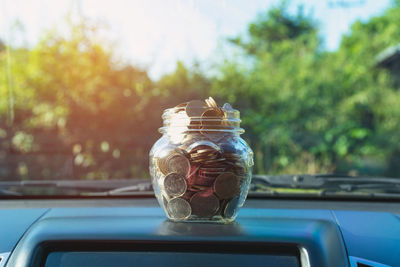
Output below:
[149,97,254,223]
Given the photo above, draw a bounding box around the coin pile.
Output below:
[154,97,248,221]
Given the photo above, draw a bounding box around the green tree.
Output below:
[212,1,400,176]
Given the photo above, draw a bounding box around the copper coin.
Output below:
[190,184,209,191]
[186,140,220,153]
[181,190,196,201]
[190,152,218,161]
[201,109,223,127]
[156,146,183,175]
[167,197,192,220]
[196,148,219,154]
[198,169,223,177]
[166,153,190,177]
[190,191,220,218]
[188,119,202,130]
[199,167,226,172]
[157,157,168,175]
[203,158,226,165]
[186,100,207,117]
[213,172,241,199]
[192,175,216,186]
[164,172,187,197]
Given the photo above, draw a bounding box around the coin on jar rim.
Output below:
[190,190,220,218]
[222,102,234,111]
[164,172,187,197]
[186,100,207,117]
[166,153,190,177]
[206,97,218,108]
[201,108,223,122]
[213,172,241,199]
[167,197,192,220]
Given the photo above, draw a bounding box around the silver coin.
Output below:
[223,196,240,218]
[164,172,187,197]
[192,175,216,186]
[166,153,191,177]
[167,197,192,220]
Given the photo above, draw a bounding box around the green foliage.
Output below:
[2,2,400,180]
[213,2,400,176]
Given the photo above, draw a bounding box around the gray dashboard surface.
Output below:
[1,198,400,267]
[6,206,347,267]
[0,209,47,252]
[334,210,400,266]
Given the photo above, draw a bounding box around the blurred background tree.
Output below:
[212,1,400,176]
[1,1,400,180]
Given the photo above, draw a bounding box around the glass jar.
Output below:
[149,99,254,223]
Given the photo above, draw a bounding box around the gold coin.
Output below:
[207,97,218,108]
[205,98,213,108]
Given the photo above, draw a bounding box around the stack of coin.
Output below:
[154,97,249,221]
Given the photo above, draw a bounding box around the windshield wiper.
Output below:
[0,179,153,197]
[250,174,400,198]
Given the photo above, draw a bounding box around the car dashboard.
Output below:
[0,198,399,267]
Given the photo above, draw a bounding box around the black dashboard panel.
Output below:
[1,198,400,267]
[44,251,299,267]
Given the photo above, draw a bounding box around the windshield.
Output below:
[1,0,400,198]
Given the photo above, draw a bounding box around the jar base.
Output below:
[167,216,236,224]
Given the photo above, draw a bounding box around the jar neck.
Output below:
[159,106,244,135]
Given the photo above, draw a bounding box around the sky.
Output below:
[0,0,392,79]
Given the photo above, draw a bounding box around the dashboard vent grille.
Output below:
[349,256,391,267]
[0,252,11,267]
